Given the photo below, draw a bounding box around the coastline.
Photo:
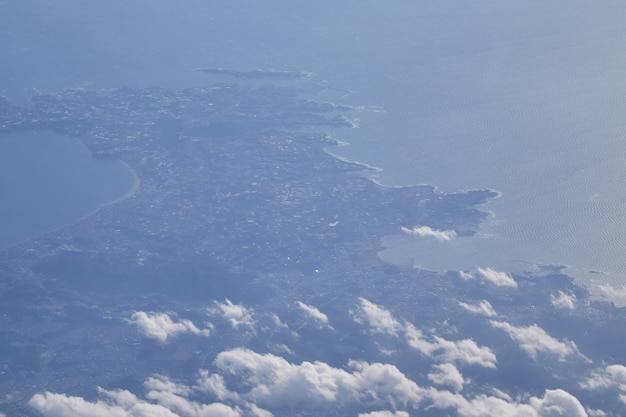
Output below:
[105,160,141,206]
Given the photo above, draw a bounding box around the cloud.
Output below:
[208,299,255,330]
[550,291,576,310]
[401,226,456,241]
[490,321,585,361]
[29,386,241,417]
[428,363,466,392]
[296,301,330,325]
[128,312,211,343]
[476,268,518,288]
[270,313,288,329]
[351,298,403,336]
[350,299,496,368]
[213,348,424,409]
[426,387,587,417]
[358,411,409,417]
[598,285,626,307]
[30,347,590,417]
[530,389,588,417]
[458,300,497,317]
[144,375,242,417]
[458,271,474,280]
[405,323,497,369]
[581,364,626,391]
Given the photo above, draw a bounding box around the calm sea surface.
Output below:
[0,132,135,249]
[2,0,626,290]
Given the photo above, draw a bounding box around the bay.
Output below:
[0,131,135,249]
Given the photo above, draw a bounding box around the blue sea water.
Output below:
[2,0,626,291]
[0,131,135,248]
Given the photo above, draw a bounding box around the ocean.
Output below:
[2,0,626,291]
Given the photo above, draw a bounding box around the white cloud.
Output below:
[208,299,255,330]
[29,387,241,417]
[270,313,288,329]
[30,346,592,417]
[195,370,240,403]
[490,321,585,361]
[530,389,588,417]
[213,348,424,409]
[458,271,474,280]
[551,291,576,310]
[598,285,626,307]
[581,364,626,391]
[246,403,273,417]
[144,376,241,417]
[351,298,403,336]
[358,411,409,417]
[476,268,518,288]
[350,300,496,368]
[296,301,330,325]
[128,312,211,343]
[426,387,587,417]
[405,323,497,369]
[401,225,456,241]
[428,363,466,392]
[458,300,497,317]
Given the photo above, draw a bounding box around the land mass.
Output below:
[0,83,496,297]
[1,79,621,415]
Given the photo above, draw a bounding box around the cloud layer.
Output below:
[30,349,588,417]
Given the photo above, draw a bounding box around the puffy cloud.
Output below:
[401,225,456,241]
[405,323,497,369]
[209,299,255,330]
[581,364,626,391]
[598,285,626,308]
[458,300,498,317]
[270,313,288,329]
[476,268,518,288]
[296,301,330,325]
[530,389,588,417]
[128,312,211,343]
[29,387,241,417]
[194,370,240,403]
[428,363,466,392]
[143,375,241,417]
[358,411,409,417]
[427,387,587,417]
[351,299,496,368]
[550,291,576,310]
[213,348,424,409]
[458,271,474,280]
[30,346,591,417]
[351,298,403,336]
[246,404,273,417]
[490,321,585,361]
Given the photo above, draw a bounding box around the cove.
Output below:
[0,131,135,249]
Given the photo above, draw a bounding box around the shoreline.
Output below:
[105,159,141,206]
